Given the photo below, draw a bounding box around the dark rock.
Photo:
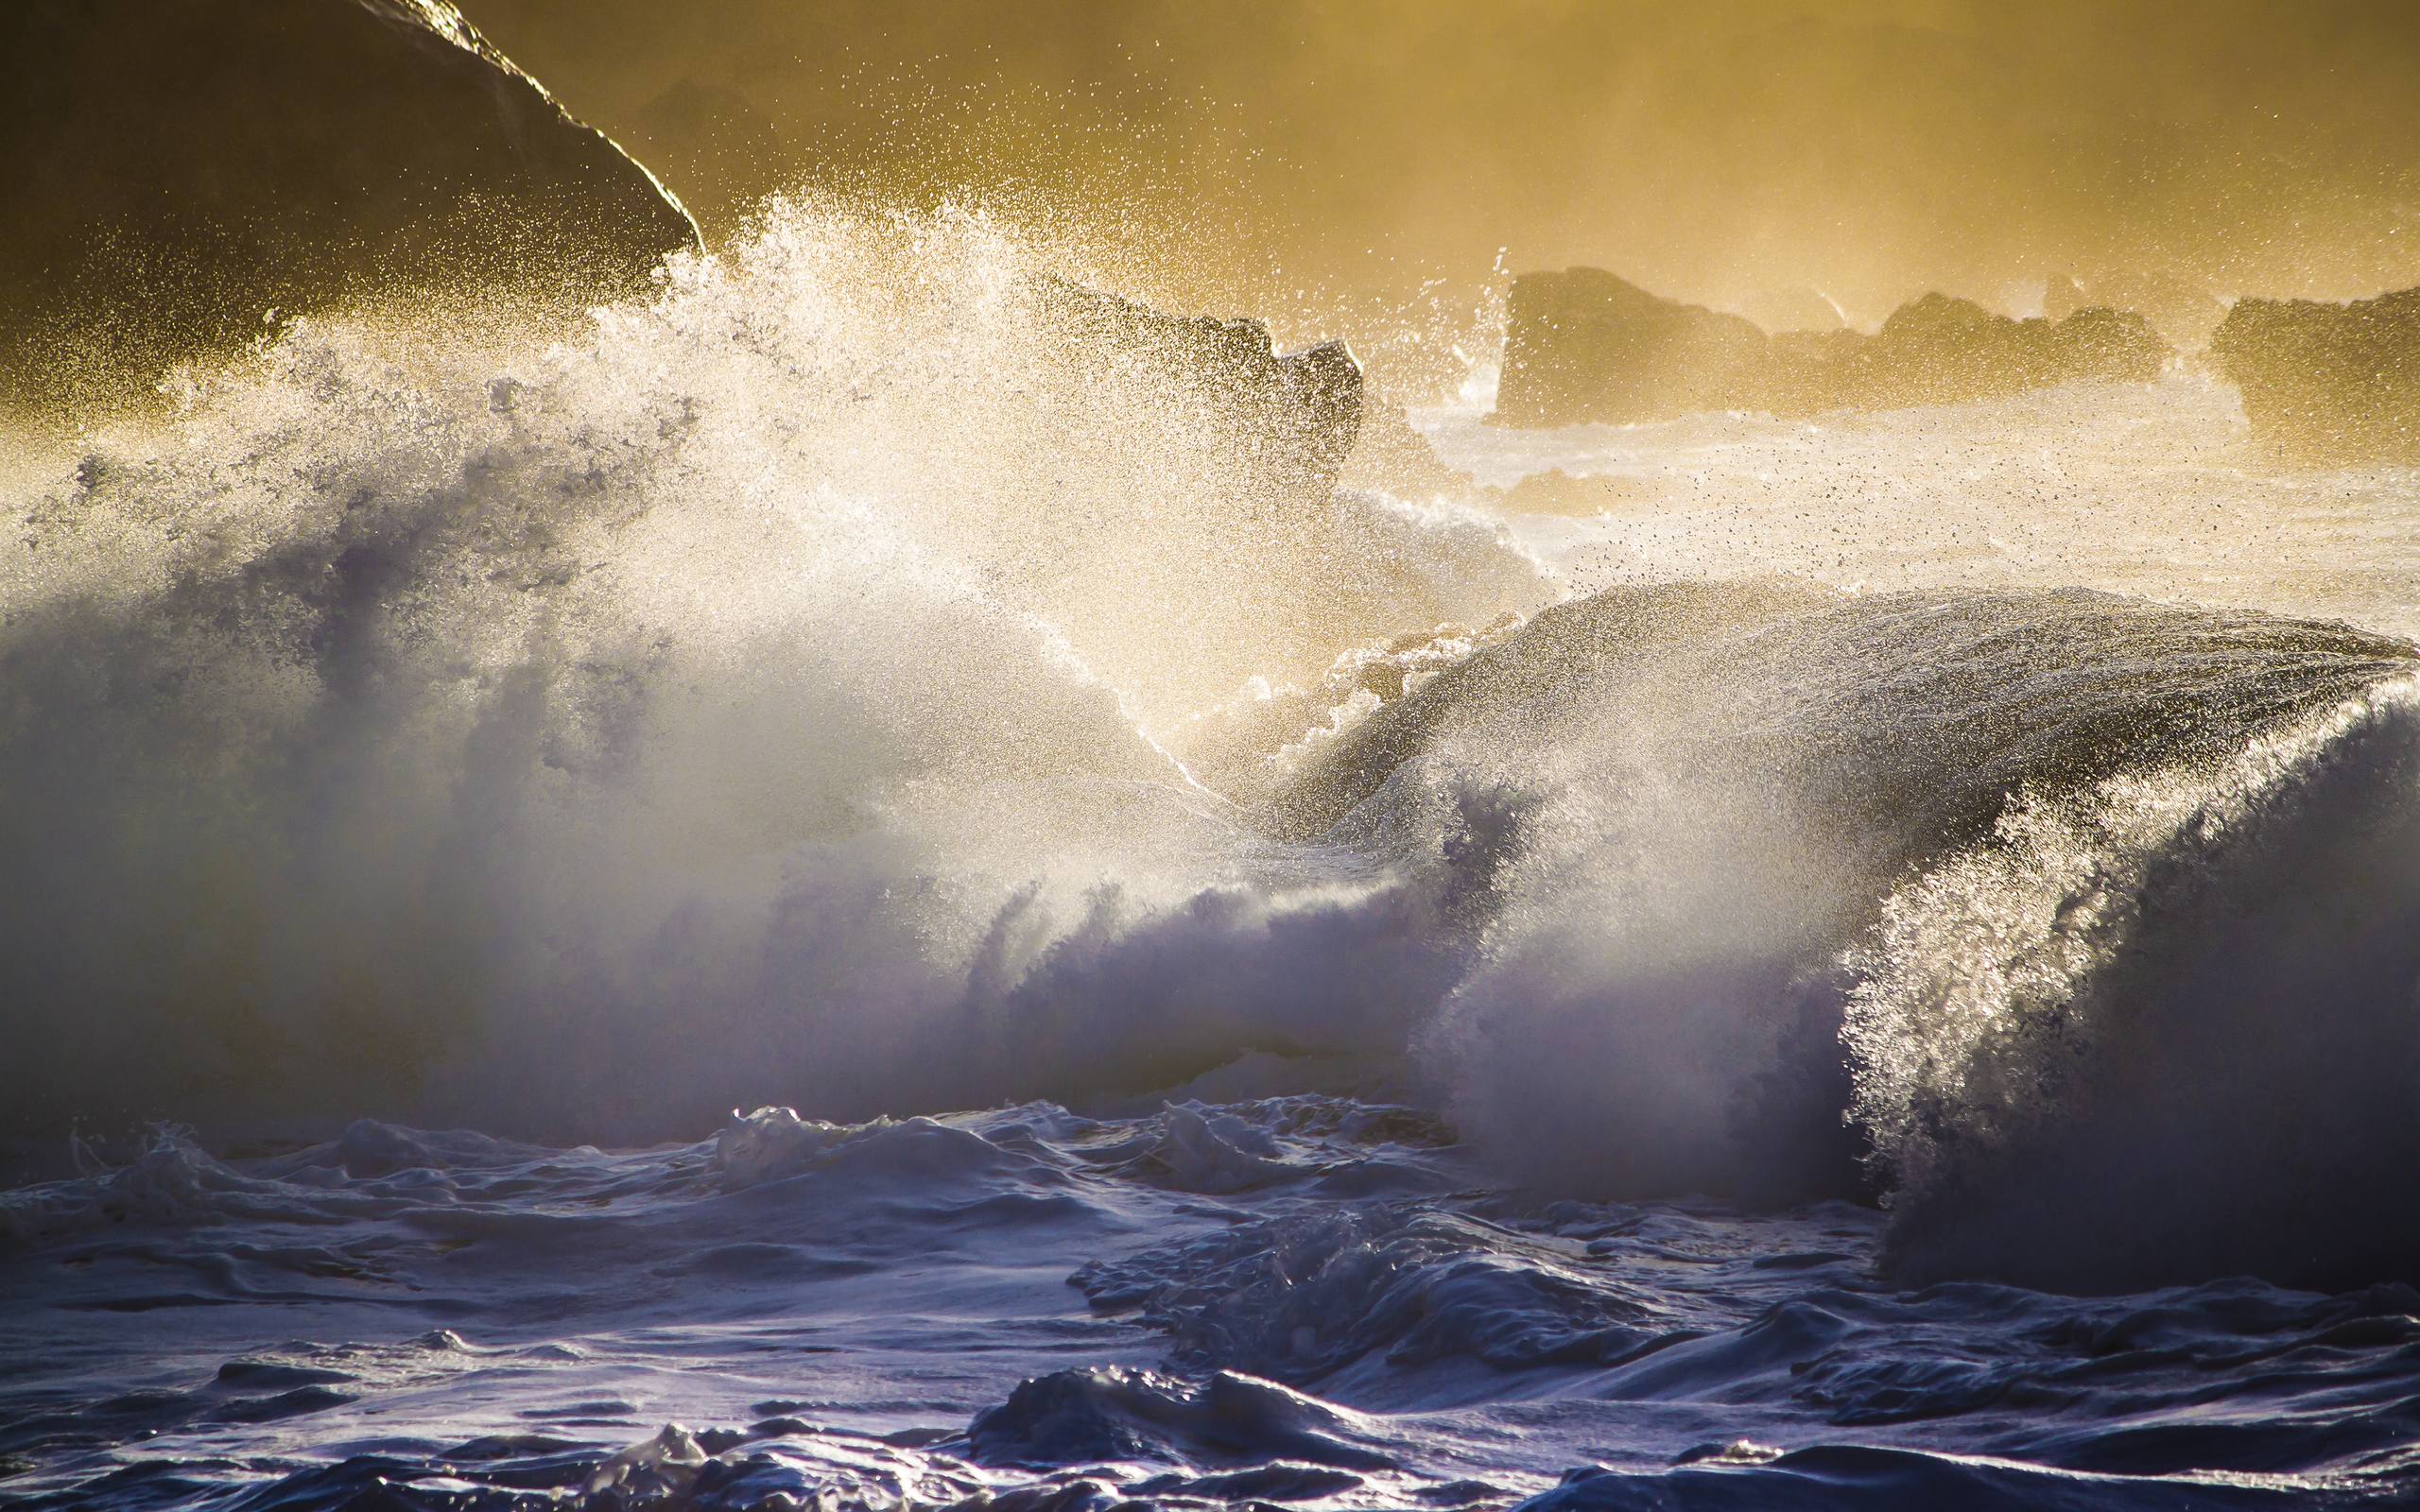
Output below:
[1493,269,2169,428]
[1848,292,2169,409]
[1042,280,1364,503]
[1495,268,1770,426]
[0,0,700,411]
[2211,285,2420,464]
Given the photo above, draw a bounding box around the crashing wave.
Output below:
[0,199,1550,1154]
[1270,582,2420,1286]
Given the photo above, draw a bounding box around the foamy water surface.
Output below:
[5,206,2420,1509]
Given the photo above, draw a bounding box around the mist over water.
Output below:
[10,198,2420,1509]
[0,199,1551,1148]
[13,198,2420,1248]
[467,2,2420,325]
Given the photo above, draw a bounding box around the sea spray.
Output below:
[9,199,2420,1297]
[1849,678,2420,1290]
[0,198,1549,1149]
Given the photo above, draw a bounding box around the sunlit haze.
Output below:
[7,5,2420,1508]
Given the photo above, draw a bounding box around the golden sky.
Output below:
[465,2,2420,336]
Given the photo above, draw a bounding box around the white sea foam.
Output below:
[0,199,1551,1148]
[13,233,2420,1502]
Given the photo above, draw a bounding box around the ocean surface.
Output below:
[6,207,2420,1509]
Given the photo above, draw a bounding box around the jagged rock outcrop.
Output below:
[1493,269,2169,428]
[1044,281,1364,502]
[2210,286,2420,464]
[1495,269,1772,426]
[1836,292,2169,409]
[0,0,700,410]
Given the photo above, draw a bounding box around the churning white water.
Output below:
[7,201,2420,1510]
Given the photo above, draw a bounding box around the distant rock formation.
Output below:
[1495,269,1772,426]
[0,0,700,409]
[2047,269,2230,350]
[1494,269,2169,428]
[1846,292,2170,408]
[1043,281,1365,502]
[2210,286,2420,464]
[1737,286,1848,335]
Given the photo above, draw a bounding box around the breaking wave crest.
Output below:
[1850,676,2420,1291]
[0,198,1550,1149]
[1280,585,2420,1287]
[9,199,2420,1294]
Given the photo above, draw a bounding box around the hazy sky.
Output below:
[464,2,2420,343]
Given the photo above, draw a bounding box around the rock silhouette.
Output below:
[1495,268,2168,428]
[1043,280,1365,504]
[0,0,699,410]
[2212,285,2420,464]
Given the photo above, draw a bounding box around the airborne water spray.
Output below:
[0,198,1551,1153]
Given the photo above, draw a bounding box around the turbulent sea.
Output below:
[8,208,2420,1509]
